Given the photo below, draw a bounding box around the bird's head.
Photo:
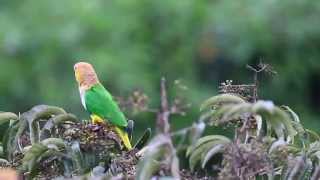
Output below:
[74,62,99,88]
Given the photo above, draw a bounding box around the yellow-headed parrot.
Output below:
[74,62,132,150]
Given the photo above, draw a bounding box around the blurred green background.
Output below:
[1,0,320,135]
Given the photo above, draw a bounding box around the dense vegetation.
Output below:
[1,1,320,179]
[1,0,320,133]
[1,65,320,179]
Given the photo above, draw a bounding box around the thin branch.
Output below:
[160,78,169,112]
[246,64,264,102]
[157,77,171,134]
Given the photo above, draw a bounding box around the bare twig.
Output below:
[246,65,262,102]
[157,78,171,134]
[246,61,277,102]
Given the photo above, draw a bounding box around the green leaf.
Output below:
[188,135,231,171]
[40,113,79,140]
[0,112,19,159]
[0,112,19,126]
[201,144,225,168]
[189,141,221,171]
[3,120,20,160]
[21,138,67,177]
[219,103,252,123]
[22,143,48,173]
[306,129,320,142]
[0,146,3,157]
[213,100,297,141]
[69,141,86,174]
[186,135,230,157]
[134,128,152,150]
[200,94,246,112]
[199,105,228,125]
[307,142,320,163]
[253,101,297,140]
[282,106,300,123]
[127,119,134,140]
[0,158,9,166]
[41,138,66,149]
[21,105,67,144]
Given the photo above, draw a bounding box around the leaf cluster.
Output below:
[0,105,150,179]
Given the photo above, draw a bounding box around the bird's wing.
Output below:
[85,83,128,127]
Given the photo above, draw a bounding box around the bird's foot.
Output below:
[88,123,102,132]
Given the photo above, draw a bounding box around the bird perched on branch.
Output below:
[74,61,132,150]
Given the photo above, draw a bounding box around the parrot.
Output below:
[74,62,132,150]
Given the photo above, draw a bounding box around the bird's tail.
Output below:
[114,126,132,150]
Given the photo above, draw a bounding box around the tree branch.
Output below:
[157,77,171,134]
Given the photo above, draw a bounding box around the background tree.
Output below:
[0,0,319,135]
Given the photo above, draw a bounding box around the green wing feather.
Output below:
[84,83,128,127]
